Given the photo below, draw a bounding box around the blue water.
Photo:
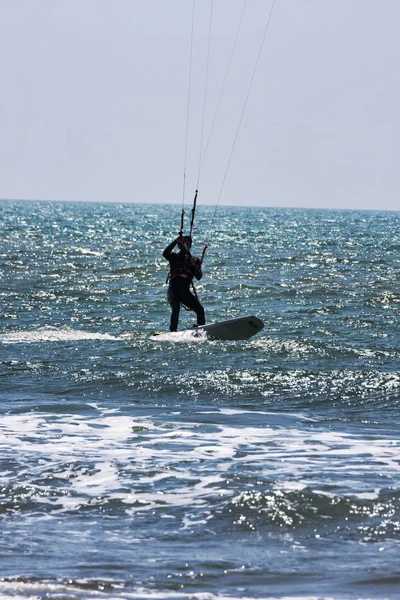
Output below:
[0,199,399,599]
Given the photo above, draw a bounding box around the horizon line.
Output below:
[0,197,398,214]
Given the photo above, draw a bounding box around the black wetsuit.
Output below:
[163,240,205,332]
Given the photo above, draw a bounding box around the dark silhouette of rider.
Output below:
[163,234,205,332]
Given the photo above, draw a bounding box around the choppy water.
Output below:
[0,199,399,599]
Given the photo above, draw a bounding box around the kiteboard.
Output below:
[190,315,264,341]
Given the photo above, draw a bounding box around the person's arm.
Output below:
[163,238,179,259]
[191,257,202,281]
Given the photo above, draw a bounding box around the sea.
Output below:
[0,199,399,600]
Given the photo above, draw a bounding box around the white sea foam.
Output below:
[150,329,207,342]
[0,327,121,344]
[1,407,399,519]
[74,246,105,257]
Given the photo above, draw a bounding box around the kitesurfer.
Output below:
[163,234,205,332]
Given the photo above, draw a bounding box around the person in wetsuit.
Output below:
[163,234,205,332]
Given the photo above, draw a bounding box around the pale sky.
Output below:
[0,0,399,210]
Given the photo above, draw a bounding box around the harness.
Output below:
[168,261,193,281]
[166,253,193,283]
[166,254,201,309]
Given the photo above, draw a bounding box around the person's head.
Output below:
[179,235,192,251]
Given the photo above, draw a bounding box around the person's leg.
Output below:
[179,288,205,326]
[168,286,180,331]
[195,301,205,326]
[169,302,180,331]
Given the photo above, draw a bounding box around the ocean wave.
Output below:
[131,366,400,408]
[0,575,328,600]
[223,488,400,538]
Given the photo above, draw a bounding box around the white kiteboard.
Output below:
[189,315,264,341]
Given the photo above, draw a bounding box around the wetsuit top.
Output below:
[163,240,202,283]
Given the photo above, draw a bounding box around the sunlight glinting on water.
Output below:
[1,201,400,598]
